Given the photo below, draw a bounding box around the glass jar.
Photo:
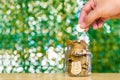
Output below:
[65,40,91,77]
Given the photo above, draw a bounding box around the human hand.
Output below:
[78,0,120,31]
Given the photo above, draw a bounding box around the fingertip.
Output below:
[98,24,103,28]
[84,27,89,32]
[80,22,87,29]
[92,22,99,30]
[93,26,98,30]
[98,21,104,28]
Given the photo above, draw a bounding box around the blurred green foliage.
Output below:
[0,0,120,73]
[89,20,120,72]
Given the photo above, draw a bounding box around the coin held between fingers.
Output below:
[76,24,85,32]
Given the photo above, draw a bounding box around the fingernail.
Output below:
[80,22,86,29]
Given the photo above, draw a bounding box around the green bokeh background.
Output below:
[0,0,120,73]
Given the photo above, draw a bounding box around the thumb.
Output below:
[84,9,100,27]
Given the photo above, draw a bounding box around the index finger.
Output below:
[78,0,95,28]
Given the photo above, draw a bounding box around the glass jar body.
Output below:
[65,45,91,77]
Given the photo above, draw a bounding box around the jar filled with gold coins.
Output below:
[65,24,92,77]
[65,40,91,77]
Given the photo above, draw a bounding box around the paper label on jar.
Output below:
[71,61,81,75]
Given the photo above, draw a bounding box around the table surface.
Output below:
[0,73,120,80]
